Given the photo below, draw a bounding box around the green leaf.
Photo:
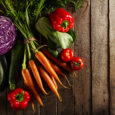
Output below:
[36,17,74,49]
[35,17,54,39]
[48,48,59,58]
[49,31,73,49]
[33,0,45,21]
[68,29,77,42]
[47,37,58,50]
[47,37,59,57]
[25,2,30,26]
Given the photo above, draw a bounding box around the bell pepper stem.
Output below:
[16,91,25,102]
[61,20,69,29]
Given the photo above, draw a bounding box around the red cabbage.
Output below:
[0,16,16,55]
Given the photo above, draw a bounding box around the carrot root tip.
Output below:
[63,74,72,87]
[43,90,48,95]
[60,82,69,89]
[31,101,35,113]
[58,95,62,102]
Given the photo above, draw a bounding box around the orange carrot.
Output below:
[51,76,58,89]
[29,60,48,95]
[43,48,73,72]
[49,61,71,87]
[38,66,62,102]
[22,69,44,106]
[35,51,67,88]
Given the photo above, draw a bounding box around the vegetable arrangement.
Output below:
[0,0,85,111]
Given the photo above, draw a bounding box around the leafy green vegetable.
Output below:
[9,39,24,90]
[36,17,74,49]
[68,29,77,42]
[47,38,59,57]
[0,55,7,91]
[48,48,59,58]
[50,31,73,49]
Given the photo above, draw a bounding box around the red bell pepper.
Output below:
[50,8,74,32]
[8,88,31,110]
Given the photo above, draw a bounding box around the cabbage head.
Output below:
[0,16,16,55]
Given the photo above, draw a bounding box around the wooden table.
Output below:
[1,0,115,115]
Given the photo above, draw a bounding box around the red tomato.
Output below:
[60,48,74,62]
[70,57,84,70]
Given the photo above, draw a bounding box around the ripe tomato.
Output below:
[60,48,74,62]
[70,57,84,70]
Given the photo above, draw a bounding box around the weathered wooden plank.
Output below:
[73,1,91,115]
[57,77,74,115]
[57,7,74,115]
[91,0,109,115]
[23,99,34,115]
[0,89,7,115]
[109,0,115,115]
[40,92,57,115]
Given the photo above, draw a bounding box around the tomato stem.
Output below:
[74,62,81,68]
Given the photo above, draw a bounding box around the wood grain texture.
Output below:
[57,72,74,115]
[91,0,109,115]
[0,90,7,115]
[109,0,115,115]
[40,92,57,115]
[73,1,91,115]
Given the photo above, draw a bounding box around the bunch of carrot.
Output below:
[21,47,72,106]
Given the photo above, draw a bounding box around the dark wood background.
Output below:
[1,0,115,115]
